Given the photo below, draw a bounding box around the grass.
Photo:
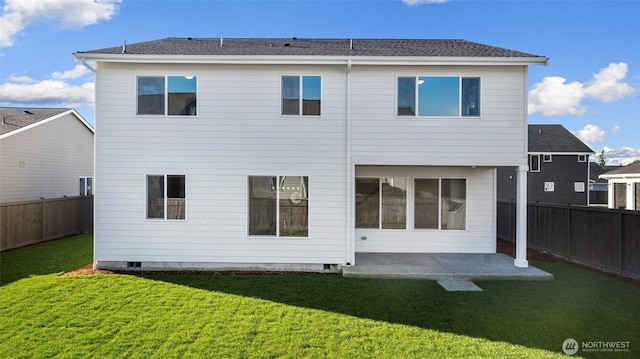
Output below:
[1,234,639,358]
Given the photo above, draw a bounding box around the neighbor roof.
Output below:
[601,161,640,177]
[75,37,546,60]
[0,107,93,137]
[528,125,593,153]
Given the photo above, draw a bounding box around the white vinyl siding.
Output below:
[0,113,94,203]
[350,66,528,167]
[93,63,347,265]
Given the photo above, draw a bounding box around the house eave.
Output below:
[73,53,549,66]
[0,109,94,140]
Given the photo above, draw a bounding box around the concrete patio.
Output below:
[342,253,554,281]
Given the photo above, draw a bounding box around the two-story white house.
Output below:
[73,37,547,271]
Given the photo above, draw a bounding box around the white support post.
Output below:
[515,165,529,268]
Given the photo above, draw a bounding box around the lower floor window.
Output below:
[147,174,186,220]
[248,176,309,237]
[356,177,466,230]
[355,177,407,229]
[79,176,93,196]
[415,178,466,230]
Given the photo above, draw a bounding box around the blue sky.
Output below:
[1,0,638,164]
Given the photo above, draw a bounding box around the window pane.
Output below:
[397,77,416,116]
[282,76,300,115]
[530,155,540,172]
[167,175,185,220]
[279,176,309,237]
[87,177,93,196]
[614,183,626,209]
[249,176,277,235]
[355,178,379,228]
[462,78,480,116]
[168,76,197,116]
[147,175,164,219]
[414,179,439,229]
[382,177,406,229]
[302,76,321,115]
[418,77,459,116]
[79,178,86,196]
[441,179,466,230]
[137,77,165,115]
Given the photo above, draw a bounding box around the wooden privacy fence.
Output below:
[0,196,93,251]
[498,200,640,280]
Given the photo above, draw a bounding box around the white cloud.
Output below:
[528,76,585,116]
[584,63,636,103]
[599,146,640,166]
[7,74,37,84]
[0,0,122,47]
[573,124,605,146]
[52,64,91,80]
[0,66,94,105]
[403,0,450,5]
[528,63,636,116]
[611,125,620,134]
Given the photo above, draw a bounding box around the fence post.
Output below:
[619,208,624,273]
[41,198,45,241]
[567,203,572,260]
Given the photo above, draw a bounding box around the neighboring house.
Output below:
[497,124,593,206]
[73,37,547,271]
[600,161,640,210]
[0,108,94,203]
[588,162,609,206]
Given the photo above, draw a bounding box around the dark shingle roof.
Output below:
[0,107,71,136]
[602,161,640,176]
[77,37,545,58]
[528,125,593,153]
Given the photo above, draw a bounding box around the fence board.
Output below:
[498,201,640,280]
[0,196,93,251]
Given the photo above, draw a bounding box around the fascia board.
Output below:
[73,53,549,66]
[0,109,94,140]
[529,151,594,155]
[599,173,640,180]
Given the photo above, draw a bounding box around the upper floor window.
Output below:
[397,76,480,117]
[543,154,552,163]
[282,76,321,116]
[578,155,587,162]
[137,76,197,116]
[530,155,540,172]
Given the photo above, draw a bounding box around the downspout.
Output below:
[80,57,96,73]
[346,59,354,266]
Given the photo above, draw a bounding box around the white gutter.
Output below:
[72,53,549,66]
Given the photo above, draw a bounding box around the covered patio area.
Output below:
[343,253,553,282]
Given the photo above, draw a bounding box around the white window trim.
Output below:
[543,154,552,163]
[280,75,322,117]
[578,155,587,162]
[136,75,198,117]
[396,75,482,118]
[530,155,541,173]
[79,176,93,196]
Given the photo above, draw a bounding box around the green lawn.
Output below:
[1,234,639,358]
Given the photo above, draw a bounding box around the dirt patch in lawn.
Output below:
[60,263,115,276]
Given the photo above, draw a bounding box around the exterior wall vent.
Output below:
[127,261,142,269]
